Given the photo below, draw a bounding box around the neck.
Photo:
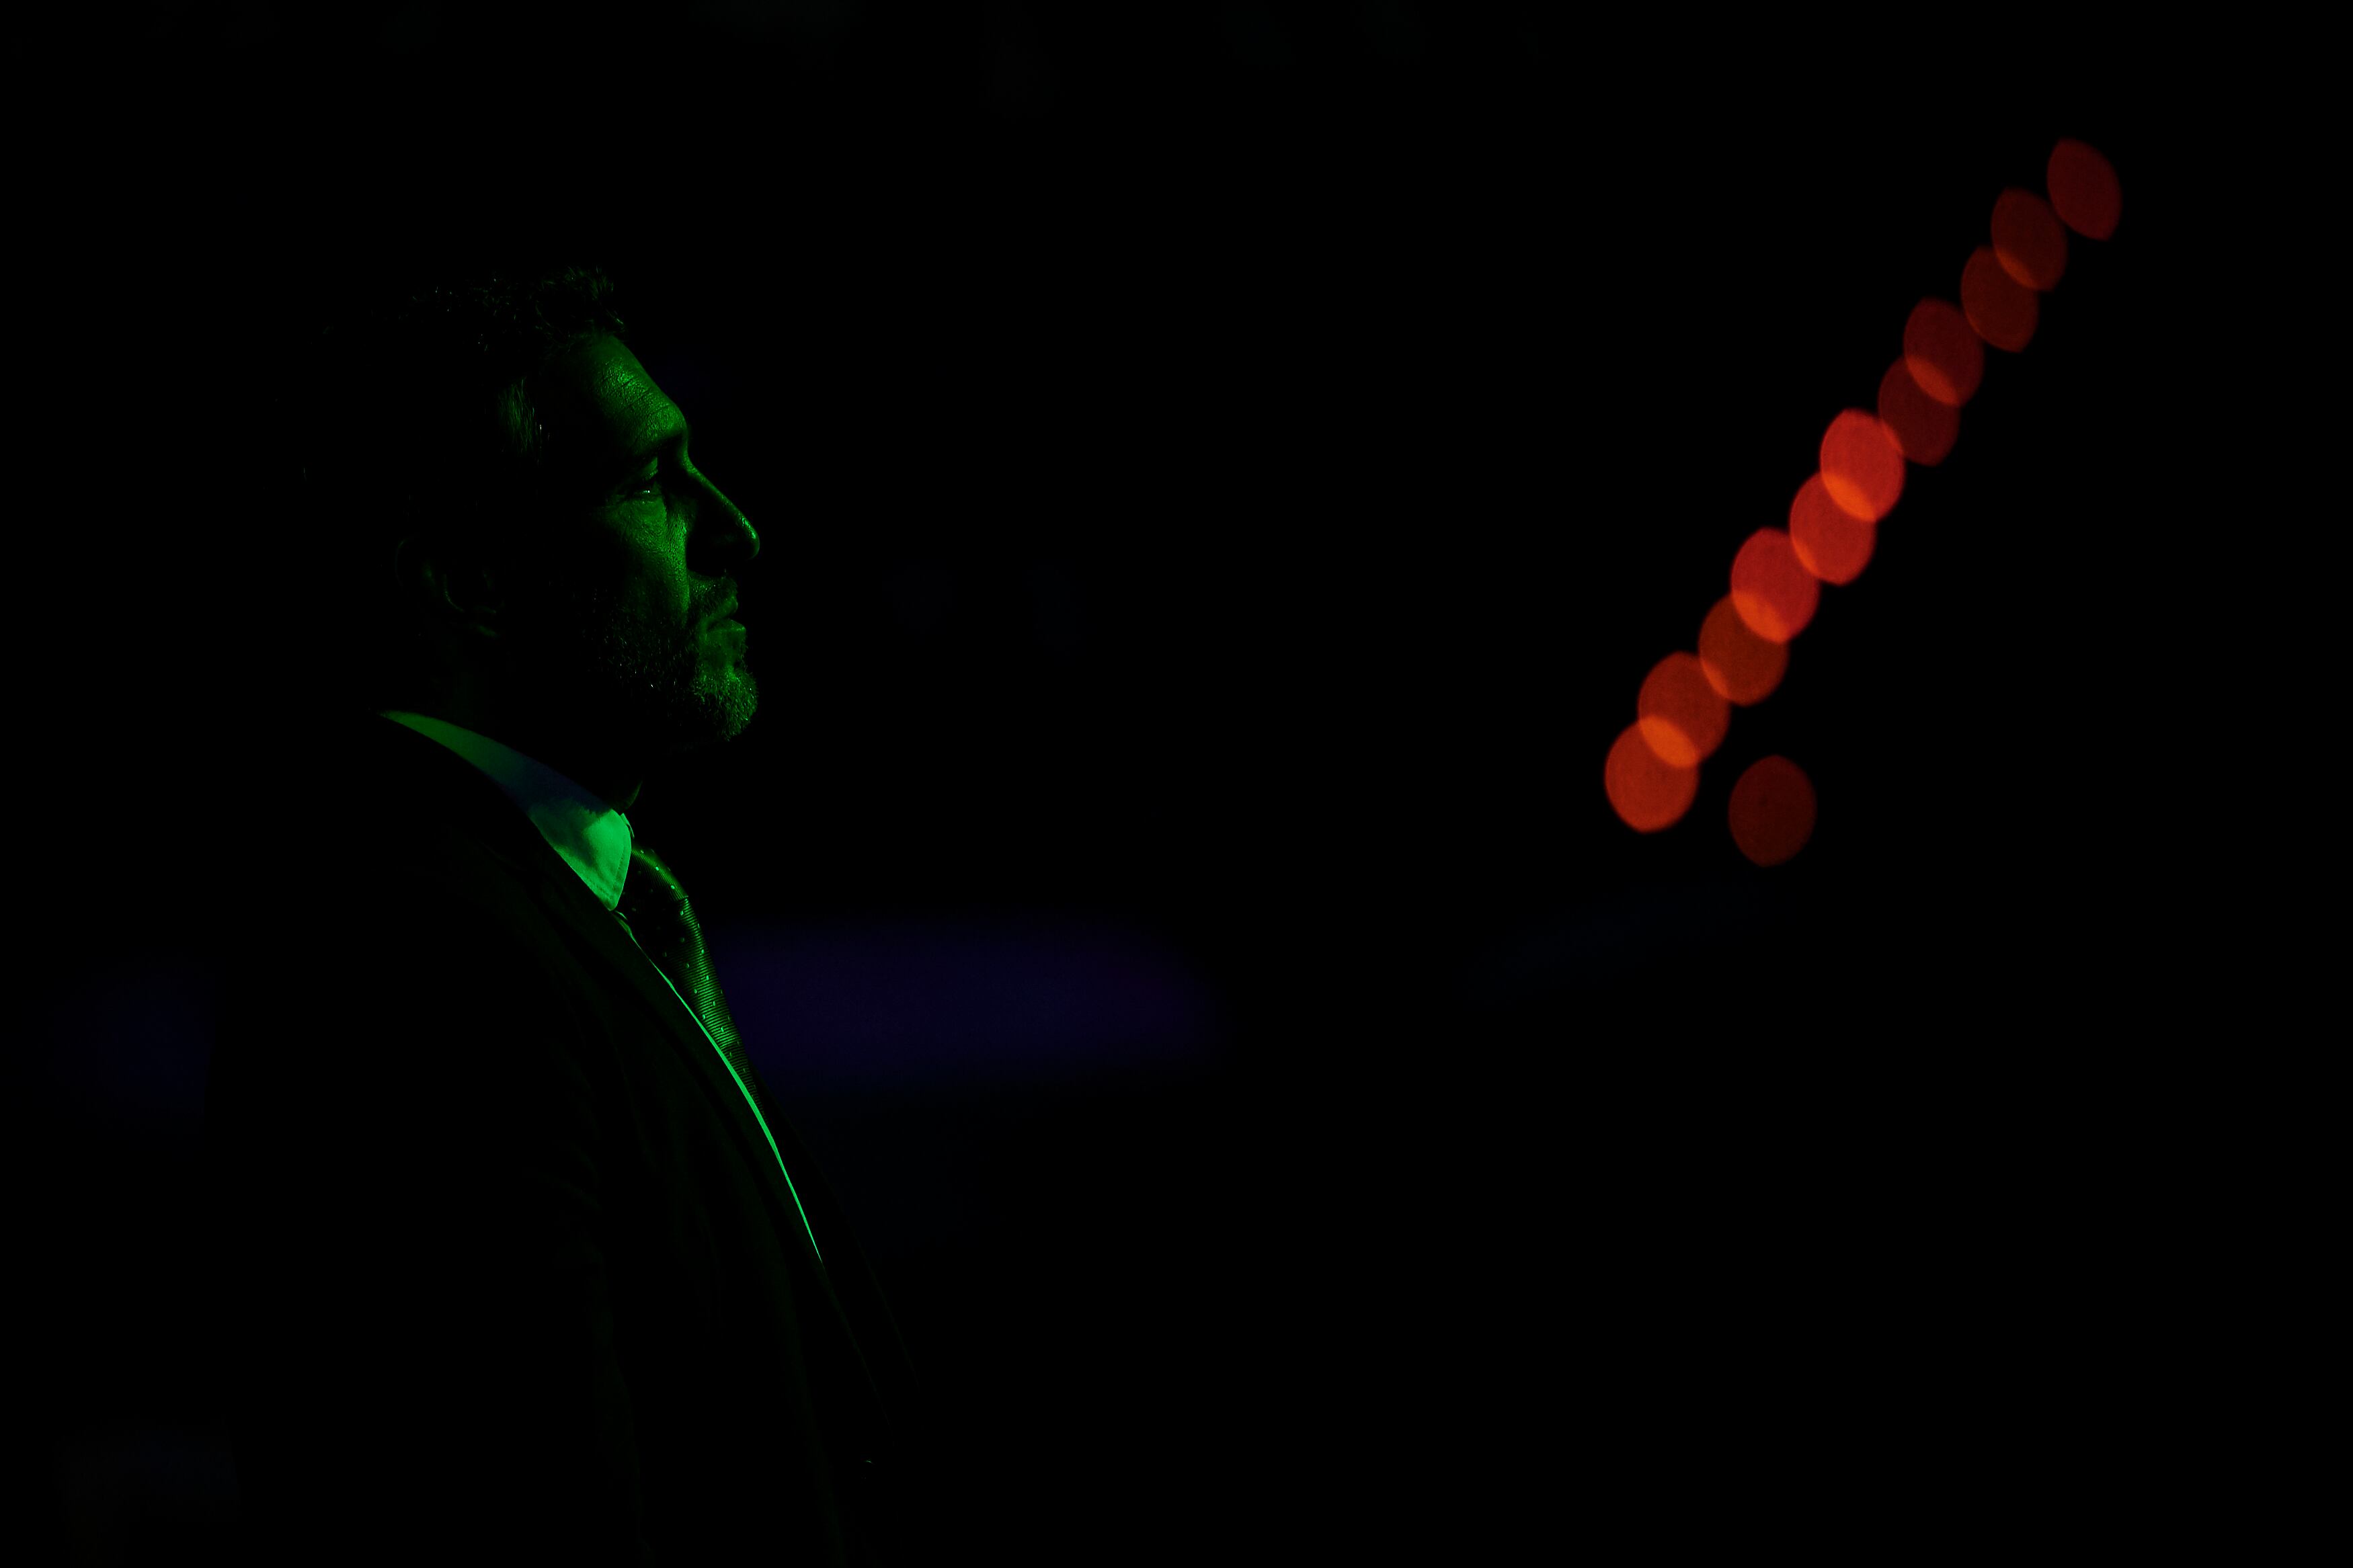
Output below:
[420,684,645,813]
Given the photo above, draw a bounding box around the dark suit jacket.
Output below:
[204,710,933,1565]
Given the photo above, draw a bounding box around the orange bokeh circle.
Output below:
[1730,528,1819,643]
[2047,138,2121,241]
[1788,474,1876,586]
[1819,409,1905,522]
[1606,722,1698,832]
[1728,754,1817,866]
[1876,357,1958,465]
[1636,652,1730,768]
[1991,188,2069,290]
[1961,245,2038,352]
[1697,595,1788,707]
[1902,298,1983,407]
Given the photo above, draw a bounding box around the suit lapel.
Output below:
[536,875,822,1241]
[357,712,910,1438]
[524,829,906,1438]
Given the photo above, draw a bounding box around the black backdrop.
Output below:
[14,5,2226,1561]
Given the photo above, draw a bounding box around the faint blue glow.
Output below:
[1457,882,1771,1013]
[55,1423,239,1530]
[46,951,218,1131]
[48,921,1217,1130]
[711,919,1221,1090]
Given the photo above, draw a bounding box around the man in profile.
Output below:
[204,263,931,1564]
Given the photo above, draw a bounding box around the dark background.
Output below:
[13,3,2240,1562]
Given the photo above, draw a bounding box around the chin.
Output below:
[670,671,760,753]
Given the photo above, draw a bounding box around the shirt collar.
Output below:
[378,710,637,912]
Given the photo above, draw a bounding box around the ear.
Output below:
[395,534,508,638]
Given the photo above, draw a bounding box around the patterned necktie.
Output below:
[616,842,783,1149]
[615,839,828,1271]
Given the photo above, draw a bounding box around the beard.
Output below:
[509,571,760,759]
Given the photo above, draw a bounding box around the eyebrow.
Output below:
[633,418,692,462]
[596,419,691,488]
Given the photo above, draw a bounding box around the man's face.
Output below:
[494,332,761,759]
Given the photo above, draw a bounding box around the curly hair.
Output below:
[282,261,629,714]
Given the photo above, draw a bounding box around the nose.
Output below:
[688,467,759,569]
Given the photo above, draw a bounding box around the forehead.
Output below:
[532,333,683,463]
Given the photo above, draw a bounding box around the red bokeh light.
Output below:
[1636,652,1731,768]
[1961,245,2038,352]
[1991,188,2069,290]
[1697,595,1788,707]
[1730,528,1819,643]
[1902,298,1984,407]
[1876,358,1958,465]
[1788,474,1875,586]
[1606,722,1698,832]
[1819,409,1905,522]
[1609,146,2113,858]
[2047,138,2121,241]
[1728,755,1817,866]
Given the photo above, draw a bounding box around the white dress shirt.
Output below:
[376,709,825,1264]
[378,709,638,911]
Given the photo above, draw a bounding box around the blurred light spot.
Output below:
[1991,188,2069,290]
[703,0,864,39]
[1730,528,1819,643]
[55,1423,240,1551]
[1903,298,1983,407]
[980,38,1055,119]
[374,0,438,53]
[1636,652,1730,767]
[1606,721,1699,832]
[1698,594,1788,706]
[1819,409,1905,522]
[1961,245,2038,352]
[1876,358,1959,464]
[1359,0,1425,60]
[1788,474,1876,585]
[1220,1,1292,69]
[1728,755,1817,866]
[2047,138,2121,240]
[1024,559,1088,659]
[885,560,958,641]
[1458,880,1773,1014]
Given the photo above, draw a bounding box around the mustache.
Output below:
[522,578,737,625]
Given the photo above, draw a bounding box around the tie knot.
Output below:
[624,841,690,914]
